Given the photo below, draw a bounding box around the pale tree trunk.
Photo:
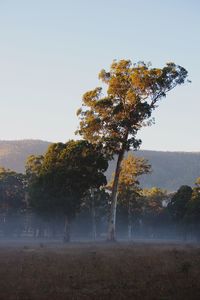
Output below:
[91,192,97,241]
[107,149,125,241]
[63,216,71,243]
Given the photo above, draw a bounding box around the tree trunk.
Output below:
[107,148,126,241]
[63,216,71,243]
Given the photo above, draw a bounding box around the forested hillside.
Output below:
[0,140,199,191]
[136,150,200,190]
[105,151,200,191]
[0,140,51,173]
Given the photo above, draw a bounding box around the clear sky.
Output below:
[0,0,199,151]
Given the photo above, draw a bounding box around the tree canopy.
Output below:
[168,185,193,222]
[27,140,108,241]
[77,60,189,156]
[0,167,25,211]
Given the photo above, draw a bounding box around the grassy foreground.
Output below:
[0,241,200,300]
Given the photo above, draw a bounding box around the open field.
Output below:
[0,241,200,300]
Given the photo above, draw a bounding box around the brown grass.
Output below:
[0,241,200,300]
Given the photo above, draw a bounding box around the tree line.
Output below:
[0,153,199,242]
[0,59,193,242]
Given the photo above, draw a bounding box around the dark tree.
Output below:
[0,167,26,236]
[168,185,193,222]
[28,140,108,242]
[185,178,200,241]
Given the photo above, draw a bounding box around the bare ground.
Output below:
[0,240,200,300]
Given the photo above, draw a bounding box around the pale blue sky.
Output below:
[0,0,199,151]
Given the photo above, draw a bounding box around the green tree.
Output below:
[168,185,193,222]
[25,155,44,181]
[28,140,108,242]
[0,167,26,236]
[109,154,151,239]
[82,188,110,240]
[77,59,189,240]
[0,167,25,211]
[142,187,167,209]
[141,187,167,229]
[185,178,200,240]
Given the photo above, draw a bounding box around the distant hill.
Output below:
[0,140,51,173]
[106,150,200,191]
[0,140,200,191]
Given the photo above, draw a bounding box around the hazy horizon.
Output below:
[0,138,200,154]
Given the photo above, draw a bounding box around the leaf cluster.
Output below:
[77,60,189,156]
[0,167,25,211]
[27,140,108,219]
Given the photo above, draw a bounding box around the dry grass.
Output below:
[0,241,200,300]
